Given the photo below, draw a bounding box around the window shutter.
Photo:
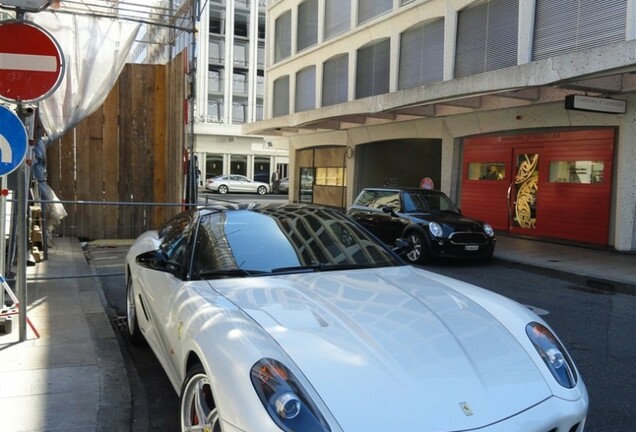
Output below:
[325,0,350,40]
[322,54,349,106]
[455,0,518,78]
[533,0,626,60]
[297,0,318,52]
[274,11,292,62]
[356,39,390,99]
[399,19,444,90]
[358,0,392,25]
[273,76,290,117]
[295,66,316,112]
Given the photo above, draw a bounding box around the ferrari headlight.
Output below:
[526,322,577,388]
[251,358,331,432]
[428,222,443,238]
[483,223,494,237]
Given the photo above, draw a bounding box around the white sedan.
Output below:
[125,204,588,432]
[205,174,270,195]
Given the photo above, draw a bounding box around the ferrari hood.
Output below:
[212,266,550,431]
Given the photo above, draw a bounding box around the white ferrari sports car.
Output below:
[125,204,588,432]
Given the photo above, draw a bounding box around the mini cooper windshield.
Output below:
[191,206,403,279]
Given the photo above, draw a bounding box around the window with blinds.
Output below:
[533,0,626,60]
[295,66,316,112]
[273,76,290,117]
[399,19,444,90]
[325,0,350,40]
[455,0,518,78]
[358,0,392,25]
[356,39,390,99]
[322,54,349,107]
[274,11,292,63]
[297,0,318,52]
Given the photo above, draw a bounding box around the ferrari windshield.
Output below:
[191,205,402,277]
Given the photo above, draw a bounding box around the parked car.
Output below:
[205,174,270,195]
[347,187,495,263]
[278,177,289,193]
[125,203,587,432]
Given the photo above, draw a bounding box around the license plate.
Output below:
[465,245,479,251]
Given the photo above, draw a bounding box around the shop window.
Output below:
[206,153,223,178]
[468,162,506,180]
[315,167,346,187]
[549,161,604,184]
[254,156,270,184]
[231,155,247,176]
[299,167,315,203]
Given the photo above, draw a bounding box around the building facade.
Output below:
[194,0,289,186]
[245,0,636,252]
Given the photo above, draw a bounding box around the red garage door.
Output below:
[462,129,614,246]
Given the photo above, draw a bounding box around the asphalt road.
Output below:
[84,199,635,431]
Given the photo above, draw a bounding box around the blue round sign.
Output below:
[0,105,28,176]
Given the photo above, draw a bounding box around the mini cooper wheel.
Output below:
[181,365,222,432]
[257,185,267,195]
[405,231,429,264]
[126,276,144,345]
[218,185,228,194]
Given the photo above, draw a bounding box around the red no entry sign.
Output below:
[0,20,64,103]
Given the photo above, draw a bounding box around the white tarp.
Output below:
[29,11,140,142]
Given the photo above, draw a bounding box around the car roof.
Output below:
[360,187,442,194]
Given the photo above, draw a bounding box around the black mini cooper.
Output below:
[347,187,496,263]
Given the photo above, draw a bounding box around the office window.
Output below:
[258,14,266,39]
[324,0,350,40]
[232,101,247,124]
[533,0,626,60]
[235,12,249,38]
[356,39,390,99]
[208,98,224,122]
[273,75,290,117]
[455,0,518,78]
[297,0,318,52]
[233,72,247,94]
[274,11,292,62]
[234,42,248,67]
[208,69,223,93]
[257,43,265,68]
[295,66,316,113]
[399,19,444,90]
[358,0,392,25]
[209,8,225,35]
[322,54,348,106]
[209,39,224,63]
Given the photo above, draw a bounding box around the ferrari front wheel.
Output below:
[180,365,222,432]
[126,276,144,345]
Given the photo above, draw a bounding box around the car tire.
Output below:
[180,364,222,431]
[257,185,267,195]
[218,185,228,194]
[126,276,145,345]
[405,230,430,264]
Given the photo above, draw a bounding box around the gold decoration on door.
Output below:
[514,154,538,229]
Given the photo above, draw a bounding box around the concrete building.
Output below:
[193,0,289,187]
[245,0,636,252]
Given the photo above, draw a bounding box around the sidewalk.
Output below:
[0,234,634,431]
[0,237,130,432]
[493,235,636,295]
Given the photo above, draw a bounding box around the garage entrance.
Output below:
[461,129,615,246]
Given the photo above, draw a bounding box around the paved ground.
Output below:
[0,233,634,431]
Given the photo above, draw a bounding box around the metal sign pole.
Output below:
[0,175,6,307]
[16,161,28,341]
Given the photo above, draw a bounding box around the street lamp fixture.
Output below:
[0,0,54,12]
